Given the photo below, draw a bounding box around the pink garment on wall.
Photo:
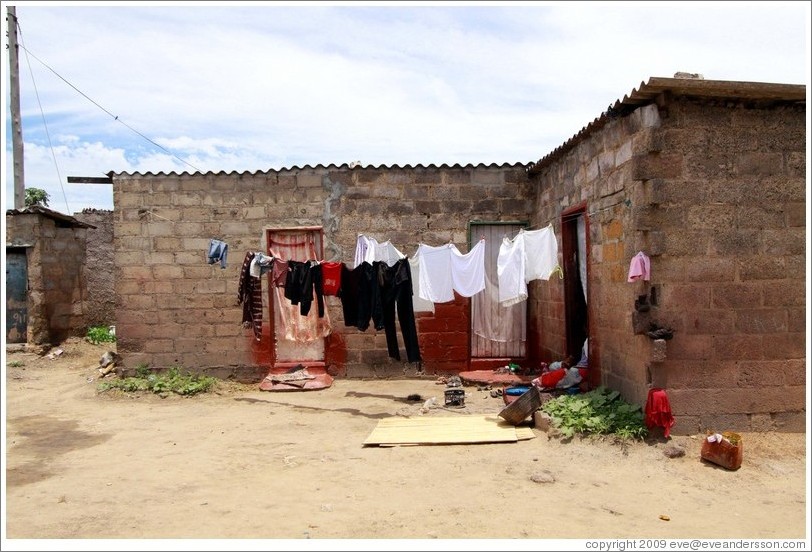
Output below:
[627,251,651,282]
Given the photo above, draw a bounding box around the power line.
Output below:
[16,42,202,173]
[17,20,70,213]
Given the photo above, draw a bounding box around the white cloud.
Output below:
[4,2,810,214]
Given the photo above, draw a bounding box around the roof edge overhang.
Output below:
[527,77,806,176]
[106,161,533,179]
[5,205,96,229]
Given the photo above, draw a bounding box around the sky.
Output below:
[2,0,810,215]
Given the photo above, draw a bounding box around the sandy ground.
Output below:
[3,337,809,549]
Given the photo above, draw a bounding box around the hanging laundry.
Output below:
[354,235,375,269]
[450,239,486,297]
[335,257,421,362]
[271,258,289,288]
[522,224,559,282]
[339,262,370,330]
[375,259,422,363]
[321,261,342,296]
[207,239,228,269]
[628,251,651,282]
[408,256,435,313]
[249,252,274,278]
[354,234,406,268]
[237,252,263,341]
[496,224,560,305]
[415,243,454,303]
[284,260,325,318]
[496,233,527,306]
[415,239,486,303]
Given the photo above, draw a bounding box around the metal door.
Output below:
[6,249,28,343]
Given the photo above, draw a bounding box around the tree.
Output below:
[24,187,50,208]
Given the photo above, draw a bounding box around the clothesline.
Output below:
[138,209,174,223]
[533,197,633,228]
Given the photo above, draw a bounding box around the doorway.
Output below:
[561,206,589,364]
[6,248,28,343]
[265,227,330,371]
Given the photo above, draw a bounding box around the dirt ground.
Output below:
[3,337,809,548]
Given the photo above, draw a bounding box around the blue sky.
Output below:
[2,1,810,215]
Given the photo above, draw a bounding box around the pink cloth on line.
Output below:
[627,251,651,282]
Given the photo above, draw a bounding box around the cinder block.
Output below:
[749,413,775,432]
[772,411,806,432]
[650,339,667,362]
[533,410,553,432]
[632,310,651,334]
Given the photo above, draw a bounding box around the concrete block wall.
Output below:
[529,104,662,405]
[113,165,531,380]
[642,99,807,433]
[74,209,116,329]
[530,97,805,433]
[6,213,89,344]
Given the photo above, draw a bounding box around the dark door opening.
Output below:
[561,206,588,367]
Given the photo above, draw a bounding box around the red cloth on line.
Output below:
[645,387,675,438]
[321,261,342,296]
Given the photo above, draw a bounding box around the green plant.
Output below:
[24,187,50,207]
[541,386,648,440]
[135,363,151,378]
[86,325,116,345]
[97,365,216,397]
[9,360,25,367]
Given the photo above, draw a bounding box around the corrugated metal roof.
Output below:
[108,161,531,178]
[616,76,805,108]
[104,77,804,181]
[5,205,96,229]
[527,76,806,175]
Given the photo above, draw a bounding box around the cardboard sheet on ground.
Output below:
[363,415,535,447]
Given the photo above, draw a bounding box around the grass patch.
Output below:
[540,386,648,440]
[9,360,25,368]
[98,365,216,396]
[86,325,116,345]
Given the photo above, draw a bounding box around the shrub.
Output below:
[540,386,648,440]
[98,365,216,397]
[86,325,116,345]
[24,187,50,207]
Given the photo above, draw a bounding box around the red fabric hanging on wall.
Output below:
[645,387,675,437]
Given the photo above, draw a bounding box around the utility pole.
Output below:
[7,6,25,209]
